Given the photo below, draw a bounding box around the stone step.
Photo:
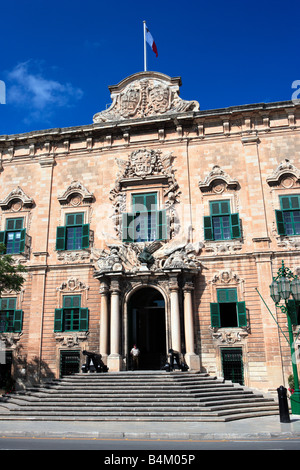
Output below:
[0,371,278,422]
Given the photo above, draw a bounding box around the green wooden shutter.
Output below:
[13,309,23,332]
[210,303,221,327]
[19,229,26,253]
[56,226,66,250]
[122,213,135,242]
[230,213,241,239]
[81,224,90,248]
[217,288,237,303]
[275,210,286,236]
[0,231,6,252]
[79,308,89,331]
[157,209,167,240]
[54,308,63,332]
[145,193,157,211]
[0,231,5,245]
[288,299,298,326]
[204,216,214,240]
[237,301,247,327]
[217,289,228,303]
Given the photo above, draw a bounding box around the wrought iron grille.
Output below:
[221,348,244,385]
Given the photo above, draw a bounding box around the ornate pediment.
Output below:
[93,72,199,123]
[199,165,239,193]
[0,186,34,211]
[58,181,94,205]
[266,159,300,187]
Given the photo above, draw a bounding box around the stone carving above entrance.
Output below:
[93,72,199,123]
[92,240,203,275]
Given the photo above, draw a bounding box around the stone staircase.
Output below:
[0,371,279,422]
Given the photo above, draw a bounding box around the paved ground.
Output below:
[0,415,299,440]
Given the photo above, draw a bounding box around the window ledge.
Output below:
[276,234,300,250]
[210,326,249,344]
[56,249,91,264]
[204,239,243,255]
[55,331,89,347]
[0,331,22,346]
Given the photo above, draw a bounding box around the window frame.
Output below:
[210,288,247,328]
[122,191,167,243]
[55,212,90,251]
[0,297,23,333]
[276,195,300,236]
[204,200,241,241]
[0,218,26,254]
[54,295,89,332]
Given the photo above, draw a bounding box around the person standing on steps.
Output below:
[130,344,140,370]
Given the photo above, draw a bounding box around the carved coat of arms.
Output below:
[130,149,157,177]
[93,72,199,123]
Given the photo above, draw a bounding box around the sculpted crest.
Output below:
[93,72,199,123]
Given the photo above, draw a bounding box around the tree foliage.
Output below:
[0,243,26,296]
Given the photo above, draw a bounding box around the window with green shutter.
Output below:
[0,218,26,254]
[210,288,247,328]
[56,213,90,251]
[204,201,241,241]
[54,295,89,332]
[276,195,300,236]
[0,298,23,333]
[122,192,167,242]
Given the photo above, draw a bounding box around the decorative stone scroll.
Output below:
[58,181,94,205]
[0,186,34,211]
[92,240,203,275]
[93,72,199,123]
[198,165,239,193]
[109,148,181,239]
[266,159,300,187]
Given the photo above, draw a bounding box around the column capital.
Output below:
[99,280,109,295]
[183,281,194,292]
[168,273,179,292]
[110,278,121,294]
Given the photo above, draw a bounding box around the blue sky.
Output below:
[0,0,299,136]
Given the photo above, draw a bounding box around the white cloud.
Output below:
[6,61,83,123]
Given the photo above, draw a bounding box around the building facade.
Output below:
[0,71,300,392]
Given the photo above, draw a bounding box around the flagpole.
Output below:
[143,20,147,71]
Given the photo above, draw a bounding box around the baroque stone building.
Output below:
[0,71,300,392]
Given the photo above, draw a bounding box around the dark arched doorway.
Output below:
[127,287,166,370]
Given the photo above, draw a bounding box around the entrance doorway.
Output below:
[221,348,244,385]
[60,350,80,377]
[127,287,166,370]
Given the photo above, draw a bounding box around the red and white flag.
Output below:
[145,25,158,57]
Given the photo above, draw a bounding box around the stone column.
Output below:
[107,277,122,371]
[183,280,200,371]
[169,275,181,352]
[99,279,109,364]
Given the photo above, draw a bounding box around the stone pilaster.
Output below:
[183,280,200,371]
[107,277,122,371]
[169,275,181,353]
[99,279,109,364]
